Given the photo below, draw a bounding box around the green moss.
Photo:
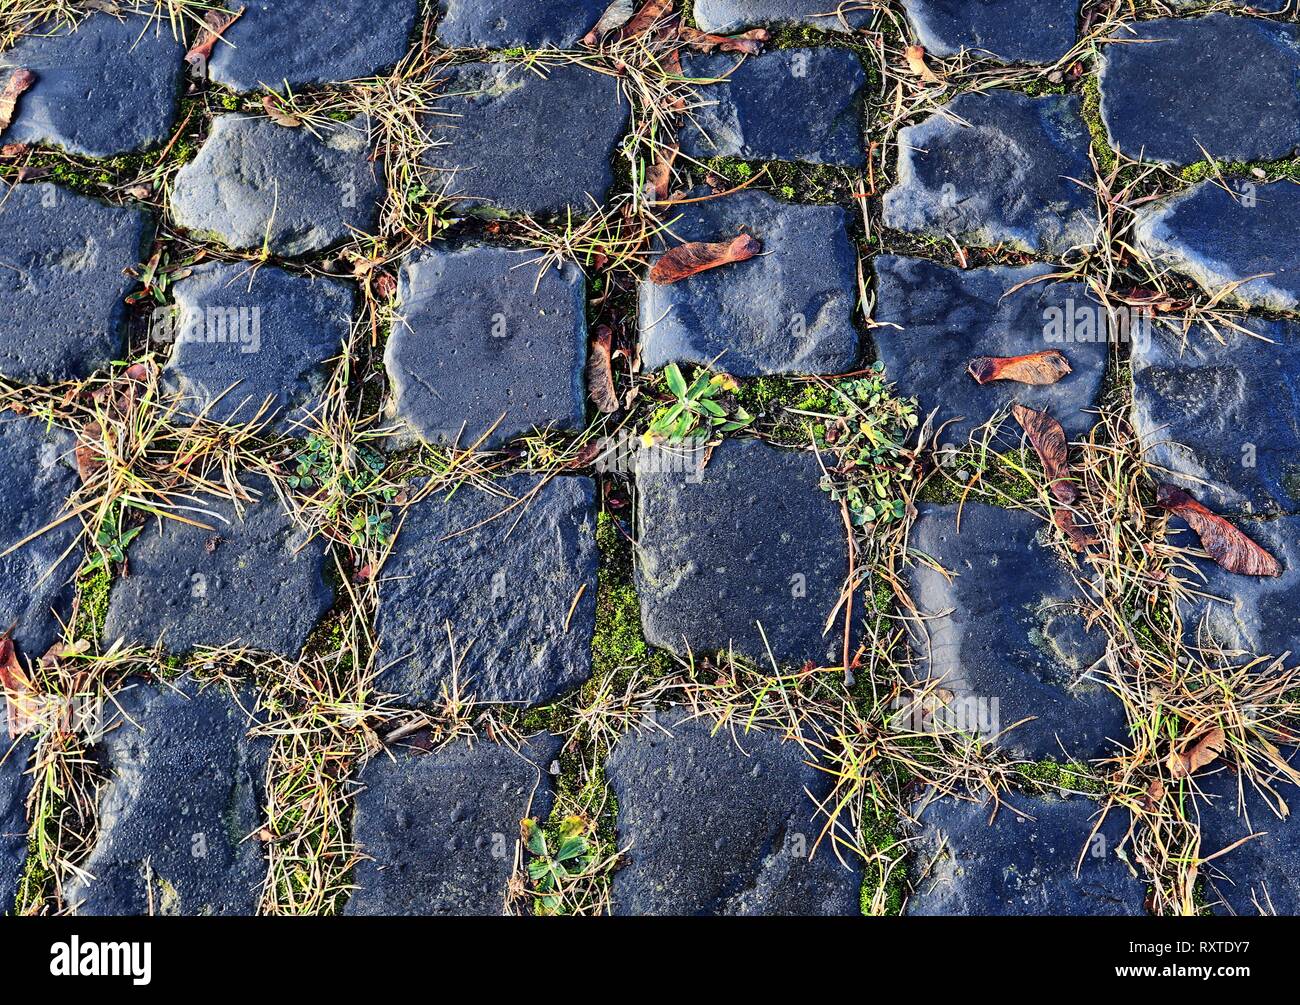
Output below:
[74,567,112,642]
[919,448,1039,506]
[1017,759,1106,796]
[1178,155,1300,185]
[1080,74,1116,177]
[860,806,906,915]
[699,155,852,205]
[591,511,672,682]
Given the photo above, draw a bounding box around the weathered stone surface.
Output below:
[607,710,863,916]
[66,678,269,916]
[899,0,1078,64]
[1131,321,1300,515]
[1098,15,1300,166]
[906,791,1145,915]
[386,245,586,449]
[693,0,875,33]
[1,724,33,914]
[101,476,333,656]
[346,733,562,916]
[638,189,860,375]
[0,182,149,384]
[1134,180,1300,315]
[422,62,628,217]
[0,417,81,664]
[680,49,866,167]
[904,503,1125,760]
[164,262,353,432]
[0,14,183,158]
[636,439,847,667]
[375,475,597,706]
[171,115,384,257]
[436,0,608,49]
[872,256,1108,446]
[883,90,1095,257]
[208,0,419,92]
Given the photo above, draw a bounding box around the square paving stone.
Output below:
[635,438,848,667]
[904,503,1126,761]
[385,245,587,450]
[1098,15,1300,167]
[0,14,184,158]
[638,189,860,376]
[680,49,866,167]
[65,677,270,916]
[607,709,864,916]
[170,114,384,257]
[693,0,875,34]
[872,255,1109,447]
[207,0,419,92]
[421,61,629,218]
[1,724,34,914]
[0,416,82,664]
[163,262,354,432]
[1135,179,1300,315]
[374,475,597,706]
[101,475,333,657]
[0,182,150,384]
[883,89,1095,257]
[898,1,1078,64]
[905,791,1145,915]
[345,733,562,916]
[1131,320,1300,515]
[436,0,609,49]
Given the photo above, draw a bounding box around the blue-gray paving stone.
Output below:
[101,476,333,656]
[0,182,149,384]
[346,733,562,916]
[873,256,1108,446]
[635,438,847,667]
[0,14,183,158]
[899,0,1079,64]
[0,417,81,664]
[170,114,383,257]
[163,262,353,433]
[905,503,1125,761]
[207,0,419,92]
[374,475,597,706]
[906,791,1145,915]
[607,710,863,916]
[1098,15,1300,166]
[65,678,270,916]
[883,89,1095,257]
[421,61,628,218]
[1131,320,1300,515]
[680,49,866,167]
[1134,180,1300,315]
[436,0,609,49]
[386,245,586,450]
[1,724,33,914]
[693,0,875,34]
[638,189,859,376]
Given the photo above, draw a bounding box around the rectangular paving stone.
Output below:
[1131,320,1300,515]
[635,438,848,667]
[65,677,270,916]
[163,262,354,433]
[904,503,1126,761]
[374,474,597,706]
[1099,15,1300,167]
[422,61,629,218]
[872,255,1108,447]
[0,182,150,384]
[638,189,860,376]
[693,0,875,34]
[906,791,1145,915]
[607,710,863,916]
[0,13,184,158]
[899,0,1079,64]
[385,244,587,449]
[1,724,33,914]
[345,733,562,916]
[680,49,866,167]
[101,475,333,657]
[436,0,609,49]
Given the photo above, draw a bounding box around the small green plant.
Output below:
[289,435,390,496]
[642,364,753,446]
[348,509,392,548]
[522,815,592,915]
[86,506,142,573]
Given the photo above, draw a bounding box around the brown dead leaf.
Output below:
[185,7,246,71]
[0,634,39,736]
[617,0,674,41]
[1054,508,1100,553]
[1156,484,1282,577]
[1143,777,1166,811]
[0,68,36,136]
[0,142,28,159]
[75,421,104,482]
[968,350,1072,386]
[649,233,761,285]
[1011,404,1075,504]
[678,25,769,54]
[262,94,301,128]
[587,325,619,414]
[646,141,678,201]
[1168,726,1226,779]
[904,45,943,85]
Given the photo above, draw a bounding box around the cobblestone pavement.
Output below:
[2,1,1299,919]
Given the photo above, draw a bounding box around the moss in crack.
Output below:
[591,509,673,684]
[74,566,113,643]
[919,447,1039,506]
[697,155,854,205]
[1016,759,1106,796]
[1178,154,1300,186]
[860,804,906,915]
[1080,73,1117,177]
